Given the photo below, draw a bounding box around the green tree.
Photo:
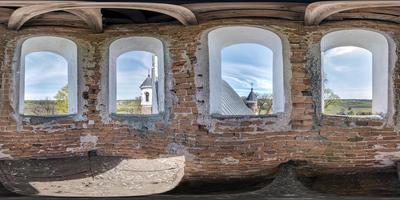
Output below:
[323,73,342,110]
[30,97,55,116]
[324,88,341,109]
[257,93,273,115]
[54,85,68,114]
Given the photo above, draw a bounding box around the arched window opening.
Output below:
[221,43,273,115]
[19,36,78,116]
[23,52,69,115]
[323,46,373,115]
[208,26,285,116]
[109,37,164,115]
[321,29,389,117]
[115,51,158,115]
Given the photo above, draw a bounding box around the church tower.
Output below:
[140,74,152,114]
[139,55,158,115]
[245,83,258,113]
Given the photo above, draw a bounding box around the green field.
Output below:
[24,100,143,115]
[116,100,141,114]
[324,99,372,115]
[24,100,67,116]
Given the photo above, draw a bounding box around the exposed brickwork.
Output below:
[0,19,399,184]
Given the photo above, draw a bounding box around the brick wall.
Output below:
[0,19,399,181]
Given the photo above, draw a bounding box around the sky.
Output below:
[222,43,273,97]
[323,46,372,100]
[25,52,68,100]
[24,44,372,101]
[116,51,154,100]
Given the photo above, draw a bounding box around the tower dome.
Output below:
[245,83,258,113]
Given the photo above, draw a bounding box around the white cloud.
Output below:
[325,46,360,57]
[24,52,68,100]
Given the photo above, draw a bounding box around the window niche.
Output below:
[321,29,390,117]
[18,36,78,116]
[109,37,164,116]
[208,26,285,116]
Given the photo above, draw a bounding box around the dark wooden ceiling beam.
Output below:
[105,9,147,23]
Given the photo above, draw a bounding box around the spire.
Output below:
[246,82,257,102]
[140,72,153,89]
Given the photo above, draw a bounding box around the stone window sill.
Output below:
[211,113,278,120]
[209,112,291,133]
[110,113,163,120]
[321,114,385,127]
[109,113,165,131]
[21,114,76,124]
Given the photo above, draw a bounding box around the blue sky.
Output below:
[323,46,372,100]
[222,43,273,97]
[116,51,153,100]
[25,52,68,100]
[24,44,372,101]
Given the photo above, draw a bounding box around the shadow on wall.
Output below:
[0,155,185,197]
[170,160,400,197]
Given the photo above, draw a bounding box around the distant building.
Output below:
[245,85,258,113]
[219,80,257,115]
[140,74,153,114]
[139,56,158,115]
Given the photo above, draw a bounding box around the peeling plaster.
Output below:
[0,145,12,159]
[221,156,239,165]
[165,143,195,161]
[374,151,400,167]
[66,134,98,153]
[373,144,385,150]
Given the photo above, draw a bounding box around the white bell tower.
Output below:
[140,55,158,114]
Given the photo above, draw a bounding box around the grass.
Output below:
[24,100,67,116]
[324,99,372,115]
[24,100,144,115]
[116,100,142,114]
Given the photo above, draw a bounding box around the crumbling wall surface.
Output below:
[0,19,398,187]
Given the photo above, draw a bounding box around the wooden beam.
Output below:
[7,2,197,32]
[305,1,400,25]
[27,12,89,29]
[183,2,306,13]
[197,10,304,21]
[66,8,103,33]
[0,8,13,24]
[182,2,306,22]
[327,12,400,24]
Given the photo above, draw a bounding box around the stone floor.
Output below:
[1,161,400,199]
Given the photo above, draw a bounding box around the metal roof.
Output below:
[140,75,153,89]
[220,80,254,115]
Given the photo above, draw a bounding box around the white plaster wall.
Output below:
[208,26,285,115]
[321,29,389,115]
[109,37,164,114]
[19,36,78,115]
